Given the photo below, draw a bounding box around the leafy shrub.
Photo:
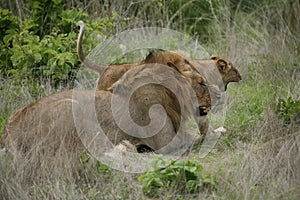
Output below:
[4,27,78,85]
[0,6,109,89]
[0,8,80,85]
[276,97,300,124]
[0,9,19,74]
[138,157,216,197]
[27,0,81,37]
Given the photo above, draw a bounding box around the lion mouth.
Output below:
[198,106,210,116]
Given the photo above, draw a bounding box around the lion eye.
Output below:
[199,82,207,87]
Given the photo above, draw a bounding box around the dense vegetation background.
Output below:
[0,0,299,199]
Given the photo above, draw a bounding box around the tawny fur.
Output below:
[1,64,209,156]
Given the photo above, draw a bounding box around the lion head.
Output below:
[192,55,241,91]
[211,55,241,89]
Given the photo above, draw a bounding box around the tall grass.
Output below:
[1,0,300,199]
[201,0,300,199]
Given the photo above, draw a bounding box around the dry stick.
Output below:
[15,0,23,27]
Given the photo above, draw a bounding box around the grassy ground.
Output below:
[0,1,300,199]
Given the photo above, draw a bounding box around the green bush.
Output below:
[4,27,78,85]
[0,9,19,74]
[0,6,109,89]
[276,97,300,124]
[138,157,216,197]
[0,8,79,86]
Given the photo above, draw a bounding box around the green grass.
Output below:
[224,78,274,141]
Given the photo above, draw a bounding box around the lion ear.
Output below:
[211,55,220,60]
[167,62,182,73]
[217,59,229,72]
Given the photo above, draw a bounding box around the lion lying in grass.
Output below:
[1,63,212,157]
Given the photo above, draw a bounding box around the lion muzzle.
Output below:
[197,106,210,116]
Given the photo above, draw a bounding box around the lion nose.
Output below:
[197,106,210,116]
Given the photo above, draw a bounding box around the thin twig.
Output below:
[15,0,23,27]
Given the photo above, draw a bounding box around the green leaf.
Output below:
[43,49,57,56]
[53,0,62,5]
[3,31,16,45]
[186,180,200,192]
[34,53,42,63]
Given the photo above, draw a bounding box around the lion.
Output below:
[1,63,211,157]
